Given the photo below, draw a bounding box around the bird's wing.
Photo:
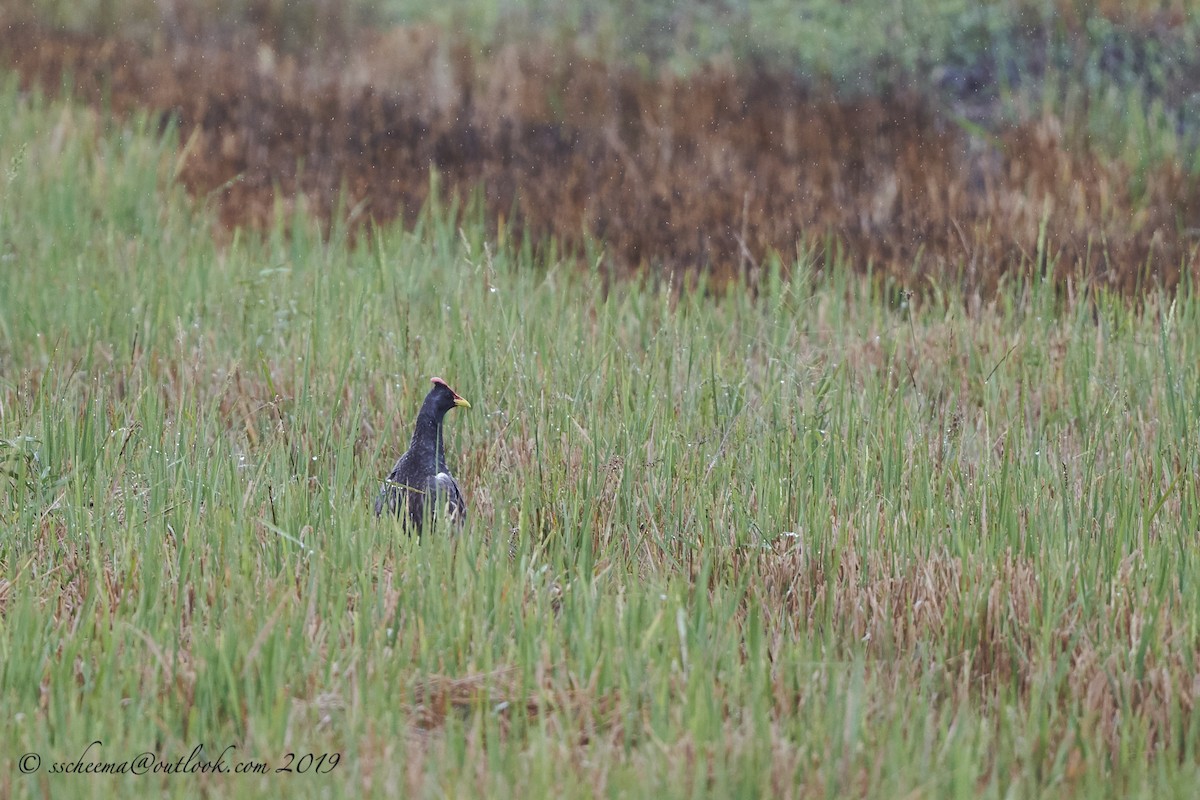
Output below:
[376,454,424,525]
[376,475,420,521]
[432,471,467,526]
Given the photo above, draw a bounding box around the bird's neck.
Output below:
[409,407,448,469]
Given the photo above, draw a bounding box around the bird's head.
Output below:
[428,377,471,414]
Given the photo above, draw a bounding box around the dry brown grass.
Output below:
[2,23,1196,298]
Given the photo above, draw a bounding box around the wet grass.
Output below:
[2,79,1200,798]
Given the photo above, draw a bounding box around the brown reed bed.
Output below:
[1,22,1196,297]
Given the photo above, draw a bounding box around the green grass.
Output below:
[2,78,1200,798]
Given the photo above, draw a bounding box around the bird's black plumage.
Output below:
[374,377,470,531]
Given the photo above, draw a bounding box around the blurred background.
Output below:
[3,0,1198,295]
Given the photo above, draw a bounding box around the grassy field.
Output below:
[2,76,1200,800]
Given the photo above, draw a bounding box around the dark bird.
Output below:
[374,377,471,531]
